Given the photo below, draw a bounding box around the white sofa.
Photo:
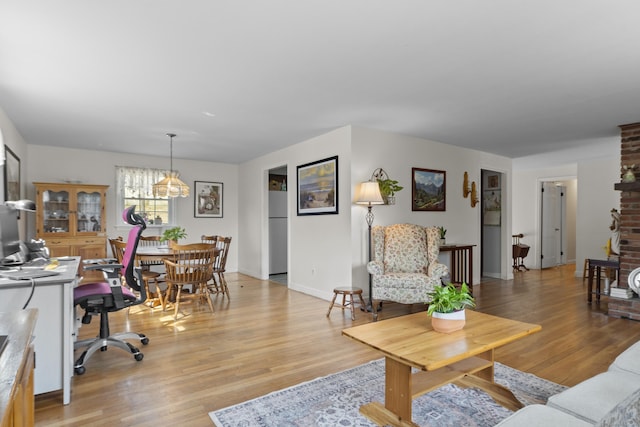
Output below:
[496,340,640,426]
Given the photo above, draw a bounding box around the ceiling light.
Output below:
[152,133,190,198]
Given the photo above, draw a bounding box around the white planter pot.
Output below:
[431,309,466,333]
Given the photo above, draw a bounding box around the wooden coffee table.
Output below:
[342,310,541,427]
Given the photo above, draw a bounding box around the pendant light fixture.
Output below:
[152,133,190,198]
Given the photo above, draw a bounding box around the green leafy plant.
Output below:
[160,226,187,243]
[438,226,447,239]
[377,178,404,198]
[426,282,475,315]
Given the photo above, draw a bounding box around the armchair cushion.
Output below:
[383,224,428,273]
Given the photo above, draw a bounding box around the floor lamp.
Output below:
[355,181,384,312]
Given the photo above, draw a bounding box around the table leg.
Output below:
[385,357,412,420]
[588,263,594,303]
[359,356,418,427]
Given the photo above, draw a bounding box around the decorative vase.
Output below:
[385,195,396,205]
[440,238,446,246]
[431,310,466,333]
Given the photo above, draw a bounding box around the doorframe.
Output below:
[537,177,575,270]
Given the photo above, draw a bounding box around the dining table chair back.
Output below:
[163,243,217,319]
[201,234,218,245]
[110,236,164,309]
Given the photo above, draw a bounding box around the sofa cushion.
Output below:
[608,340,640,376]
[596,386,640,427]
[383,224,428,273]
[547,371,640,424]
[494,404,592,427]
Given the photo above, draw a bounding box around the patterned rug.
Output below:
[209,359,567,427]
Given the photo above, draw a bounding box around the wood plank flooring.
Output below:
[34,264,640,426]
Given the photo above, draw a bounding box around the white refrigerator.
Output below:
[269,191,288,274]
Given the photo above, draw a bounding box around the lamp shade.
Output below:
[355,181,384,205]
[152,171,190,198]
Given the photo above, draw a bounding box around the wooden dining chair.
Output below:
[212,236,232,299]
[163,243,217,319]
[110,237,164,309]
[200,235,231,298]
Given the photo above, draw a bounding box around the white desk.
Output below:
[0,257,79,405]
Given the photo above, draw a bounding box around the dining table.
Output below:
[135,244,220,305]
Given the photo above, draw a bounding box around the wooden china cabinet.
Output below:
[34,182,108,281]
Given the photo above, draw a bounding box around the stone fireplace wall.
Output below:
[610,122,640,320]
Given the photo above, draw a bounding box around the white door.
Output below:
[541,182,562,268]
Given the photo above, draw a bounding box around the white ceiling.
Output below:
[1,1,639,164]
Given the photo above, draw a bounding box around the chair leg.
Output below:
[200,282,214,313]
[155,280,166,311]
[215,272,230,299]
[348,293,356,321]
[326,291,338,317]
[174,284,183,319]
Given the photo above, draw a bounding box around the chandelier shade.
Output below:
[153,133,190,198]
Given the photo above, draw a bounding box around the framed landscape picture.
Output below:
[412,167,446,211]
[4,146,20,202]
[194,181,223,218]
[297,155,338,216]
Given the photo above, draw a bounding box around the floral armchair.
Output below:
[367,223,449,319]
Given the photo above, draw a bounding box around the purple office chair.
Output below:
[73,206,149,375]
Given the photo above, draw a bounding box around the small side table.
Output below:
[326,287,366,321]
[587,258,620,303]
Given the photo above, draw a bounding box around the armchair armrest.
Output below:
[367,260,384,276]
[428,261,449,280]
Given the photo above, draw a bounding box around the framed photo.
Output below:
[483,190,501,225]
[486,173,500,190]
[297,155,338,216]
[4,146,20,202]
[412,167,446,211]
[194,181,223,218]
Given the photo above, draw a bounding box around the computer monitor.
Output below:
[0,205,22,264]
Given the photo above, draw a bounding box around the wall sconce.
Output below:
[463,172,471,198]
[463,171,479,207]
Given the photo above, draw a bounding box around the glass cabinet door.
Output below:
[76,190,103,233]
[42,189,70,233]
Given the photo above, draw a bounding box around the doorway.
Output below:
[268,166,288,283]
[481,169,504,279]
[540,179,576,268]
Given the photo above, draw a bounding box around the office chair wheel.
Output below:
[134,353,144,361]
[75,366,86,375]
[141,337,149,345]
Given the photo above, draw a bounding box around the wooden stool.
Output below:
[326,287,366,321]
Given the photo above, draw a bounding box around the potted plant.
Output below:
[438,226,447,245]
[377,178,403,205]
[160,226,187,246]
[426,282,475,333]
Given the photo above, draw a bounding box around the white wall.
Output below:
[0,106,30,238]
[350,127,513,290]
[24,145,240,272]
[512,141,619,276]
[237,125,514,304]
[238,127,353,301]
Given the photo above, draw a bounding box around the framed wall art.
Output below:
[194,181,223,218]
[412,167,446,211]
[297,155,338,216]
[486,173,500,190]
[483,190,501,225]
[4,146,20,202]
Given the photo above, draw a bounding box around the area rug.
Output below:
[209,359,567,427]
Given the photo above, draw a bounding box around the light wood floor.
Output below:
[35,264,640,426]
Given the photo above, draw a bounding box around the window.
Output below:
[116,166,176,225]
